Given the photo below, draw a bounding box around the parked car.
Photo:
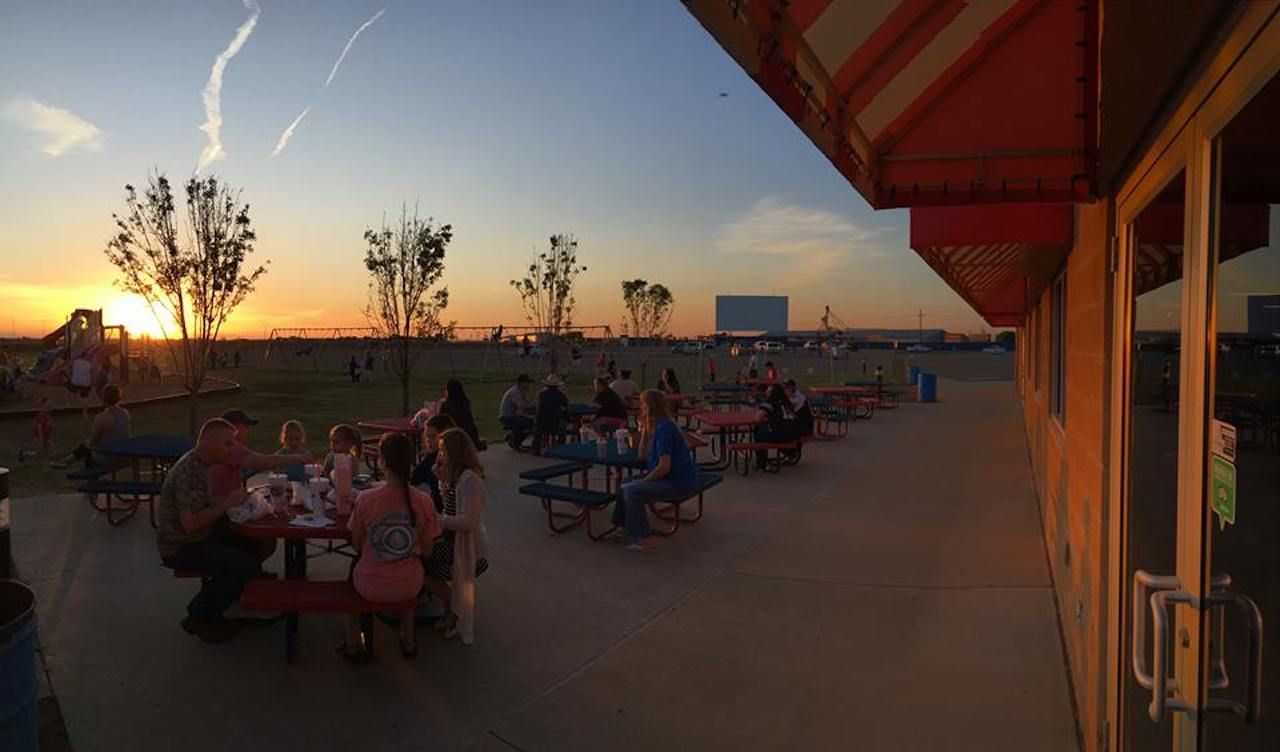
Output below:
[981,345,1008,354]
[759,341,783,353]
[905,344,932,353]
[803,340,821,351]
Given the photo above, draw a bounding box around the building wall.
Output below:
[1019,200,1111,752]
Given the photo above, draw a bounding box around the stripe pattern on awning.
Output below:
[684,0,1097,209]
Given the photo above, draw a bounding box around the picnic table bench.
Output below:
[726,440,799,475]
[240,579,416,662]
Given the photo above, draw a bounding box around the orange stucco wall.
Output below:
[1019,199,1111,752]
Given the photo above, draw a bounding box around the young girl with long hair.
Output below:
[611,390,698,552]
[346,432,441,657]
[424,428,490,645]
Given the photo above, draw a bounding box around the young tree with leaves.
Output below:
[510,233,587,372]
[363,206,453,415]
[621,279,675,341]
[105,173,267,432]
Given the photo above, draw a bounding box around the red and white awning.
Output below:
[910,203,1073,326]
[684,0,1097,209]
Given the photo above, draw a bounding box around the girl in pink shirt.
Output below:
[346,432,441,657]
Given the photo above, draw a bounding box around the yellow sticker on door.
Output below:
[1211,455,1236,529]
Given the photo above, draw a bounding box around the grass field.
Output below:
[0,342,1009,496]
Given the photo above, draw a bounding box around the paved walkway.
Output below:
[12,379,1077,751]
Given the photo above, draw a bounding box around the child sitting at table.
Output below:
[345,432,441,659]
[275,420,312,482]
[323,423,363,474]
[411,414,455,512]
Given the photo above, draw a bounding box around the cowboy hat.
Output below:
[543,374,565,387]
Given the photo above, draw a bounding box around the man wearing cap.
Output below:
[498,374,536,450]
[609,369,639,402]
[212,408,309,505]
[156,419,266,643]
[534,374,570,451]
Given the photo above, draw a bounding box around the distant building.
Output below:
[1247,294,1280,338]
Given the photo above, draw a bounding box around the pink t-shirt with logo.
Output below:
[349,483,441,603]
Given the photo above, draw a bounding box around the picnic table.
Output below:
[694,410,763,471]
[356,416,417,436]
[542,440,645,492]
[84,434,195,525]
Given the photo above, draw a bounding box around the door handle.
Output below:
[1132,570,1180,691]
[1204,589,1264,723]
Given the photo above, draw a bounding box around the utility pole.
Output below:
[917,309,924,343]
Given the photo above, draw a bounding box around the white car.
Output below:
[803,340,821,351]
[905,344,932,353]
[760,341,783,353]
[981,345,1008,354]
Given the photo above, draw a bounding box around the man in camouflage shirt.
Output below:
[157,418,262,643]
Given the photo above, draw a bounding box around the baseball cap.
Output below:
[220,408,259,426]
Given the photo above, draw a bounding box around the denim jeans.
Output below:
[613,478,697,539]
[500,415,535,448]
[163,524,263,619]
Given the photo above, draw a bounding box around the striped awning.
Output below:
[684,0,1097,209]
[910,203,1073,326]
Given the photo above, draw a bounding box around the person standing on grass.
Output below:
[348,356,360,384]
[157,418,266,644]
[345,432,441,659]
[611,390,698,552]
[498,374,536,450]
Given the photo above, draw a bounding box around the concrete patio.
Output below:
[12,379,1079,751]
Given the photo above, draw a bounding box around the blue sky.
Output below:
[0,0,986,337]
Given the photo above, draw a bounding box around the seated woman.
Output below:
[611,390,698,552]
[51,384,131,469]
[439,379,484,449]
[754,384,797,467]
[422,428,490,645]
[783,379,814,437]
[592,377,628,433]
[345,432,441,658]
[657,368,681,395]
[410,414,456,513]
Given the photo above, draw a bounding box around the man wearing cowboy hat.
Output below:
[534,374,569,452]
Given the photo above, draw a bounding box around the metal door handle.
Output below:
[1132,570,1180,691]
[1205,589,1264,723]
[1149,589,1195,721]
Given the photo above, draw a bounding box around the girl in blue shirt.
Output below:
[612,389,698,551]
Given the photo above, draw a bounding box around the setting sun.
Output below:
[102,294,173,340]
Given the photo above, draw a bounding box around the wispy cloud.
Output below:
[272,7,385,158]
[197,0,261,170]
[714,197,896,286]
[271,106,311,156]
[2,97,102,157]
[325,8,386,87]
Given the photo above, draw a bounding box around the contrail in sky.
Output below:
[198,0,261,170]
[272,7,385,158]
[271,106,311,156]
[325,8,386,87]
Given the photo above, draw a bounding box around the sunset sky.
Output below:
[0,0,992,340]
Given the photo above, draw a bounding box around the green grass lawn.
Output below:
[0,346,898,497]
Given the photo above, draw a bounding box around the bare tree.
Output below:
[510,233,586,372]
[621,279,674,341]
[105,173,267,432]
[364,205,453,415]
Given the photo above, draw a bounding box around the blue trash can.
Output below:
[908,365,921,386]
[0,580,37,752]
[918,372,938,403]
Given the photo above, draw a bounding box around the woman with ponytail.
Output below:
[346,432,441,658]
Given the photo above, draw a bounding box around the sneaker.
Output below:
[182,615,239,644]
[626,539,658,553]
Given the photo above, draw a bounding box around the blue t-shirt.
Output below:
[648,418,697,488]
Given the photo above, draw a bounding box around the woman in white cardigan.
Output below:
[424,427,490,645]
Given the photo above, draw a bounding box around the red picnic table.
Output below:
[694,409,763,471]
[356,416,417,435]
[232,504,353,662]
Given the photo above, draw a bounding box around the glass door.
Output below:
[1198,72,1279,751]
[1121,168,1188,752]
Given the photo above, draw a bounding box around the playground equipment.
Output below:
[263,327,380,371]
[32,309,132,387]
